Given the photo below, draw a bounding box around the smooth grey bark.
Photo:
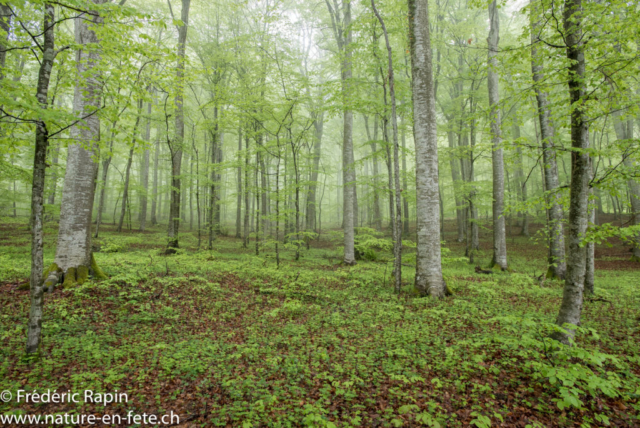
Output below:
[408,0,446,297]
[555,0,591,344]
[325,0,356,265]
[55,0,109,276]
[530,0,566,279]
[140,98,152,231]
[487,0,507,270]
[27,3,55,355]
[373,0,403,291]
[167,0,191,250]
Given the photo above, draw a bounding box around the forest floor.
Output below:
[0,217,639,427]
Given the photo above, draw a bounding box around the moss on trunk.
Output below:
[90,253,108,279]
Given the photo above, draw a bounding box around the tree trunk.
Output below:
[236,127,243,238]
[401,116,410,236]
[530,0,566,279]
[512,123,529,236]
[118,98,143,233]
[167,0,191,250]
[55,0,109,283]
[555,0,591,344]
[94,126,116,238]
[447,129,465,242]
[372,0,403,292]
[27,3,55,355]
[0,4,12,81]
[151,135,160,225]
[140,97,152,231]
[487,0,508,270]
[408,0,446,297]
[306,111,324,232]
[341,3,356,265]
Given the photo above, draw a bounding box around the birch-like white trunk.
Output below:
[408,0,446,297]
[487,0,508,270]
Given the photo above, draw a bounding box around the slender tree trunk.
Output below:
[27,3,55,355]
[236,127,243,238]
[372,0,403,291]
[401,116,410,236]
[243,134,250,247]
[306,111,324,232]
[512,122,529,236]
[94,126,116,238]
[555,0,591,344]
[167,0,191,250]
[530,0,566,279]
[47,145,60,206]
[118,98,143,233]
[151,136,160,226]
[447,129,465,242]
[364,114,382,230]
[341,4,356,265]
[140,97,152,231]
[408,0,446,297]
[487,0,508,270]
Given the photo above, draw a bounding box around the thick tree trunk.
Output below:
[487,0,508,270]
[55,0,109,283]
[408,0,446,297]
[530,0,566,279]
[27,4,55,355]
[555,0,591,344]
[167,0,191,250]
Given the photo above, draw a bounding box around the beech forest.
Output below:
[0,0,639,426]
